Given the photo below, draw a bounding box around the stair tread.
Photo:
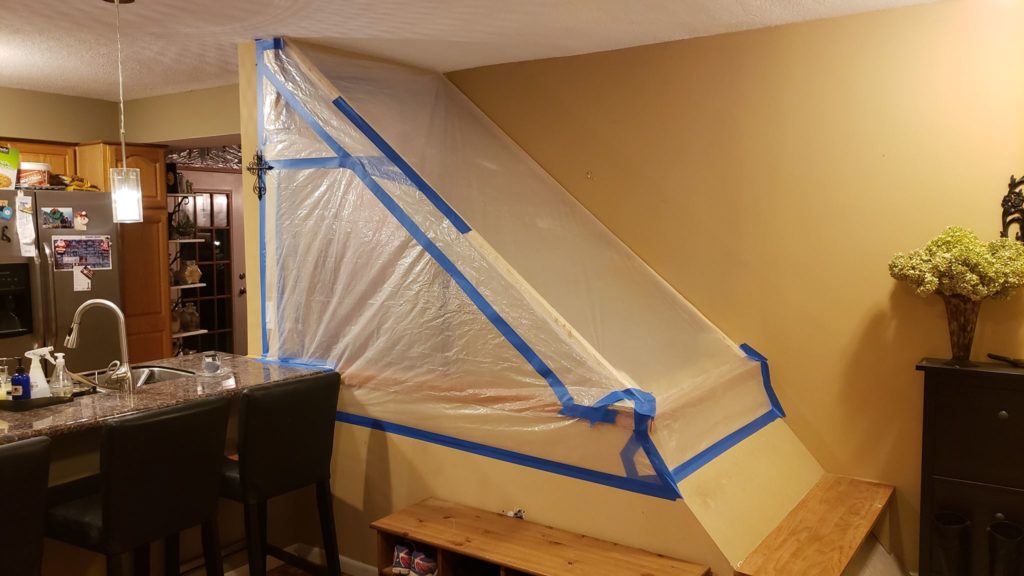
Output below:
[737,473,894,576]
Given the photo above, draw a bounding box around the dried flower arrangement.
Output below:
[889,226,1024,365]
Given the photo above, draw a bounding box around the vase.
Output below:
[942,295,981,367]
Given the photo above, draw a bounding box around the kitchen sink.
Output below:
[81,365,195,390]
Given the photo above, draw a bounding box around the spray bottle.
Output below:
[25,346,54,399]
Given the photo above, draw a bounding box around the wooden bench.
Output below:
[371,498,710,576]
[737,474,895,576]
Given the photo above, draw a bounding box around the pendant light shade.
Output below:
[110,167,143,223]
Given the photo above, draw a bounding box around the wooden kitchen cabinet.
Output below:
[0,138,76,176]
[76,142,167,210]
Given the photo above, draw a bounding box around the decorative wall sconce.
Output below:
[247,151,273,202]
[1000,174,1024,242]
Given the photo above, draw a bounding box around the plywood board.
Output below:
[680,420,824,568]
[738,474,894,576]
[371,498,710,575]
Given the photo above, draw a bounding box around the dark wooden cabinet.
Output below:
[918,359,1024,575]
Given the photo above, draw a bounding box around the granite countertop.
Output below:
[0,354,332,446]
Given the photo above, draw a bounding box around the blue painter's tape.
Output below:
[255,37,284,51]
[254,356,334,370]
[259,56,579,410]
[342,151,576,409]
[269,157,348,170]
[593,388,657,416]
[558,403,617,425]
[740,343,785,418]
[336,411,680,500]
[270,156,411,186]
[264,73,349,160]
[331,96,472,234]
[633,411,683,499]
[670,409,780,482]
[256,42,269,357]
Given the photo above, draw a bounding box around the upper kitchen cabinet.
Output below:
[0,139,76,176]
[76,142,167,209]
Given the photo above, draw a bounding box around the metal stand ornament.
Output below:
[247,150,273,202]
[1000,174,1024,241]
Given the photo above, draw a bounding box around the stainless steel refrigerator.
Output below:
[0,189,122,373]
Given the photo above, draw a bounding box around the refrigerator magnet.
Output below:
[40,207,73,230]
[73,265,92,292]
[74,211,89,231]
[0,206,12,221]
[51,236,112,271]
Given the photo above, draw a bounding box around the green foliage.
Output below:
[889,226,1024,301]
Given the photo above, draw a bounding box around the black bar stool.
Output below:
[0,436,51,576]
[222,372,342,576]
[47,396,231,576]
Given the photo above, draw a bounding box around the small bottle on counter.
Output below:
[11,359,30,401]
[0,358,10,399]
[50,353,72,398]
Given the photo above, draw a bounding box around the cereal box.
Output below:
[0,146,19,190]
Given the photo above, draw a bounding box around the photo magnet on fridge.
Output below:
[40,207,73,229]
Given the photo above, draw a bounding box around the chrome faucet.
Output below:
[65,299,133,392]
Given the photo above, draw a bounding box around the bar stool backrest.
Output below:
[101,396,230,553]
[237,372,341,502]
[0,436,50,575]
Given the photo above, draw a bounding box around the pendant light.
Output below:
[107,0,143,223]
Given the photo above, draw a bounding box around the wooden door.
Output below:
[119,208,171,361]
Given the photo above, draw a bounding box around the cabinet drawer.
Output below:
[929,477,1024,576]
[929,379,1024,488]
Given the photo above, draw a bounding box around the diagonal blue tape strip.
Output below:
[671,409,780,482]
[336,411,681,500]
[264,72,349,160]
[331,96,471,234]
[342,152,577,409]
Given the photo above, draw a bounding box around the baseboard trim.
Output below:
[222,542,376,576]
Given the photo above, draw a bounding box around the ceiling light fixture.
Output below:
[108,0,143,223]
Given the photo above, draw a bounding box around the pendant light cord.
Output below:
[114,0,127,168]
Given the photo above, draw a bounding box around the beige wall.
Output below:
[447,0,1024,570]
[0,86,118,142]
[0,83,239,145]
[124,84,240,144]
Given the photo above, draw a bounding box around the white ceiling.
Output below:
[0,0,929,101]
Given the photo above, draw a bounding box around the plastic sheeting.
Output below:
[256,38,784,499]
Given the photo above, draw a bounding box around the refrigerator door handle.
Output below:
[41,242,58,348]
[30,255,47,349]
